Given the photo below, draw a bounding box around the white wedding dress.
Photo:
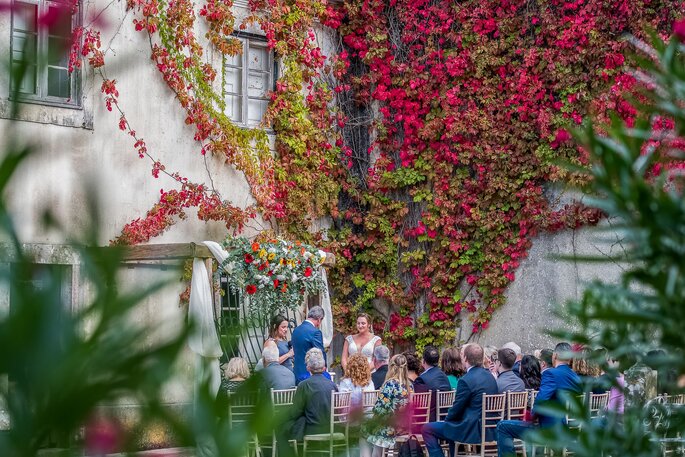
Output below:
[346,334,381,364]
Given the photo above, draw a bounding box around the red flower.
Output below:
[674,18,685,42]
[273,279,279,288]
[304,267,313,277]
[244,253,254,263]
[245,284,257,295]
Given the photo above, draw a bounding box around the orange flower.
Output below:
[281,283,288,292]
[251,242,260,252]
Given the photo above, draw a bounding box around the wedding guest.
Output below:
[403,351,422,384]
[539,349,554,373]
[571,346,605,393]
[277,348,336,457]
[264,314,294,370]
[496,348,525,393]
[414,346,452,422]
[361,354,413,457]
[342,313,382,371]
[502,342,523,376]
[441,347,464,390]
[372,345,390,390]
[484,345,499,378]
[292,306,326,384]
[340,353,376,409]
[520,355,541,390]
[222,357,250,392]
[260,345,296,391]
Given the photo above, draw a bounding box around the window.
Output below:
[10,0,80,107]
[224,35,275,127]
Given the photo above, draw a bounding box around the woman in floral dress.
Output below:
[360,354,413,457]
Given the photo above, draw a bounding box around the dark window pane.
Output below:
[12,62,38,95]
[12,32,38,65]
[13,2,37,32]
[47,5,72,38]
[48,36,70,66]
[47,67,71,98]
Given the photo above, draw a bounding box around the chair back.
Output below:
[228,392,258,428]
[271,388,296,409]
[663,394,685,405]
[409,391,432,427]
[589,392,609,417]
[529,389,539,410]
[330,391,352,433]
[437,390,456,421]
[506,391,529,420]
[480,393,506,454]
[363,390,380,410]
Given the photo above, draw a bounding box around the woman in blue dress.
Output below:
[263,314,294,370]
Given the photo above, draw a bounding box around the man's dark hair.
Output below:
[540,349,554,366]
[463,343,484,367]
[423,345,440,367]
[554,342,573,362]
[497,348,517,370]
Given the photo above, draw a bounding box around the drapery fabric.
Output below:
[188,257,223,398]
[317,257,333,348]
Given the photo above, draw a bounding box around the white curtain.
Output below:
[318,260,333,348]
[188,257,223,398]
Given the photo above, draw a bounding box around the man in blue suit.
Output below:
[291,306,327,384]
[496,342,582,457]
[422,343,499,457]
[414,345,452,422]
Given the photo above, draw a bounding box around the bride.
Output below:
[342,313,382,371]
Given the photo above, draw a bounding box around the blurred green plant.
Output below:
[530,31,685,457]
[0,38,273,457]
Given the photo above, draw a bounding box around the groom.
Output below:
[291,306,327,384]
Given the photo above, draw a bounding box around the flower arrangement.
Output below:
[219,236,327,318]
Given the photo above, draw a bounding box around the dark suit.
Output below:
[414,366,452,422]
[276,374,337,457]
[422,366,499,457]
[496,364,581,457]
[372,364,388,390]
[291,320,326,383]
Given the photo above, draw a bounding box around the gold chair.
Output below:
[437,390,456,421]
[454,393,506,457]
[228,392,262,457]
[588,392,609,418]
[266,388,297,457]
[384,391,432,457]
[362,389,380,415]
[302,390,351,457]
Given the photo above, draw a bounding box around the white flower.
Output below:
[291,273,298,282]
[277,274,286,281]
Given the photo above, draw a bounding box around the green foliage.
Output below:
[532,33,685,457]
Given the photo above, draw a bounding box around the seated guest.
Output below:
[520,355,541,390]
[422,343,499,457]
[502,342,523,376]
[403,351,423,384]
[260,345,296,391]
[414,345,452,422]
[339,353,376,409]
[539,348,554,373]
[361,354,413,457]
[441,347,464,390]
[222,357,250,392]
[496,342,582,457]
[484,345,499,378]
[371,345,390,390]
[572,346,606,393]
[277,348,337,457]
[496,348,525,393]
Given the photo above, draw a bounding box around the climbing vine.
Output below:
[68,0,684,347]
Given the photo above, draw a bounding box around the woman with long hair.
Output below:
[342,313,382,371]
[441,347,464,390]
[520,355,541,390]
[263,314,294,370]
[361,354,413,457]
